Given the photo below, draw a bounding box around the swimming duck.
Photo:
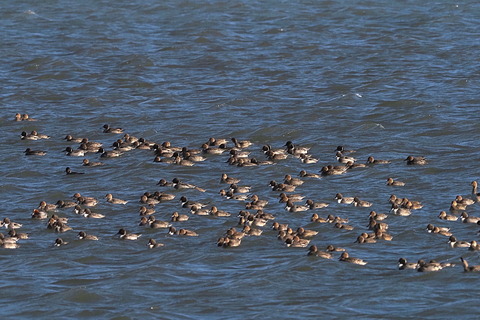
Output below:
[334,222,354,231]
[171,211,189,222]
[20,131,39,140]
[64,135,85,143]
[285,201,309,213]
[307,245,333,259]
[285,235,310,248]
[448,235,471,248]
[416,260,443,272]
[455,195,475,206]
[355,235,376,244]
[54,238,68,247]
[8,229,28,240]
[299,154,319,164]
[283,174,304,186]
[471,181,480,202]
[386,178,405,186]
[391,205,411,216]
[339,252,367,265]
[38,200,57,212]
[229,184,251,194]
[450,200,467,212]
[98,147,123,158]
[24,148,46,156]
[231,137,253,149]
[117,228,141,240]
[64,147,85,157]
[82,159,104,166]
[368,211,388,221]
[437,211,458,221]
[148,216,171,229]
[65,167,84,175]
[310,213,328,223]
[405,155,428,165]
[326,244,346,252]
[220,173,241,184]
[147,238,164,249]
[320,165,348,176]
[305,199,329,209]
[336,152,356,164]
[366,156,390,164]
[460,257,480,272]
[299,170,320,178]
[460,212,480,224]
[105,193,128,205]
[242,225,263,236]
[31,209,48,219]
[398,258,418,270]
[2,218,22,229]
[139,206,155,216]
[353,197,372,207]
[103,124,123,134]
[469,240,480,251]
[78,231,99,240]
[335,193,354,204]
[272,222,289,231]
[296,227,318,238]
[82,208,105,219]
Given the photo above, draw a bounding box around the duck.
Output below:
[231,137,253,149]
[117,228,141,240]
[461,212,480,224]
[29,130,50,139]
[148,216,171,229]
[320,165,348,176]
[352,197,372,207]
[64,147,85,157]
[65,167,84,175]
[285,201,309,213]
[229,184,251,194]
[310,213,328,223]
[24,148,46,156]
[82,208,105,219]
[78,231,99,240]
[270,181,297,192]
[97,147,123,158]
[305,199,329,209]
[285,141,310,155]
[54,238,68,247]
[105,193,128,205]
[405,155,428,165]
[279,193,305,203]
[426,224,452,237]
[299,154,319,164]
[74,193,98,207]
[335,193,354,204]
[335,146,355,154]
[368,211,388,221]
[448,235,471,248]
[242,225,263,236]
[8,229,28,240]
[266,150,289,161]
[471,181,480,202]
[335,151,356,164]
[64,135,85,143]
[450,200,467,212]
[326,244,346,252]
[55,199,77,208]
[298,170,320,179]
[82,158,104,167]
[355,235,376,244]
[285,235,310,248]
[2,218,22,229]
[209,206,231,217]
[375,230,393,241]
[272,222,289,231]
[469,240,480,251]
[37,200,57,212]
[398,258,418,270]
[180,196,208,209]
[391,205,411,216]
[283,174,304,186]
[247,195,268,208]
[54,222,72,233]
[206,137,229,147]
[327,214,348,224]
[201,143,226,155]
[147,238,164,249]
[103,124,123,134]
[339,252,367,265]
[222,237,242,248]
[437,211,458,221]
[416,260,443,272]
[460,257,480,272]
[220,173,241,184]
[172,178,206,192]
[307,245,333,259]
[366,156,390,164]
[334,222,354,231]
[20,131,39,140]
[79,138,103,149]
[168,226,198,237]
[171,211,189,222]
[296,227,318,238]
[31,209,48,219]
[139,206,155,216]
[455,195,475,206]
[386,178,405,186]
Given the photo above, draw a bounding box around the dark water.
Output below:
[2,0,480,318]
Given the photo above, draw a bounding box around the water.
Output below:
[1,0,480,318]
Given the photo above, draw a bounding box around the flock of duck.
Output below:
[9,113,480,272]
